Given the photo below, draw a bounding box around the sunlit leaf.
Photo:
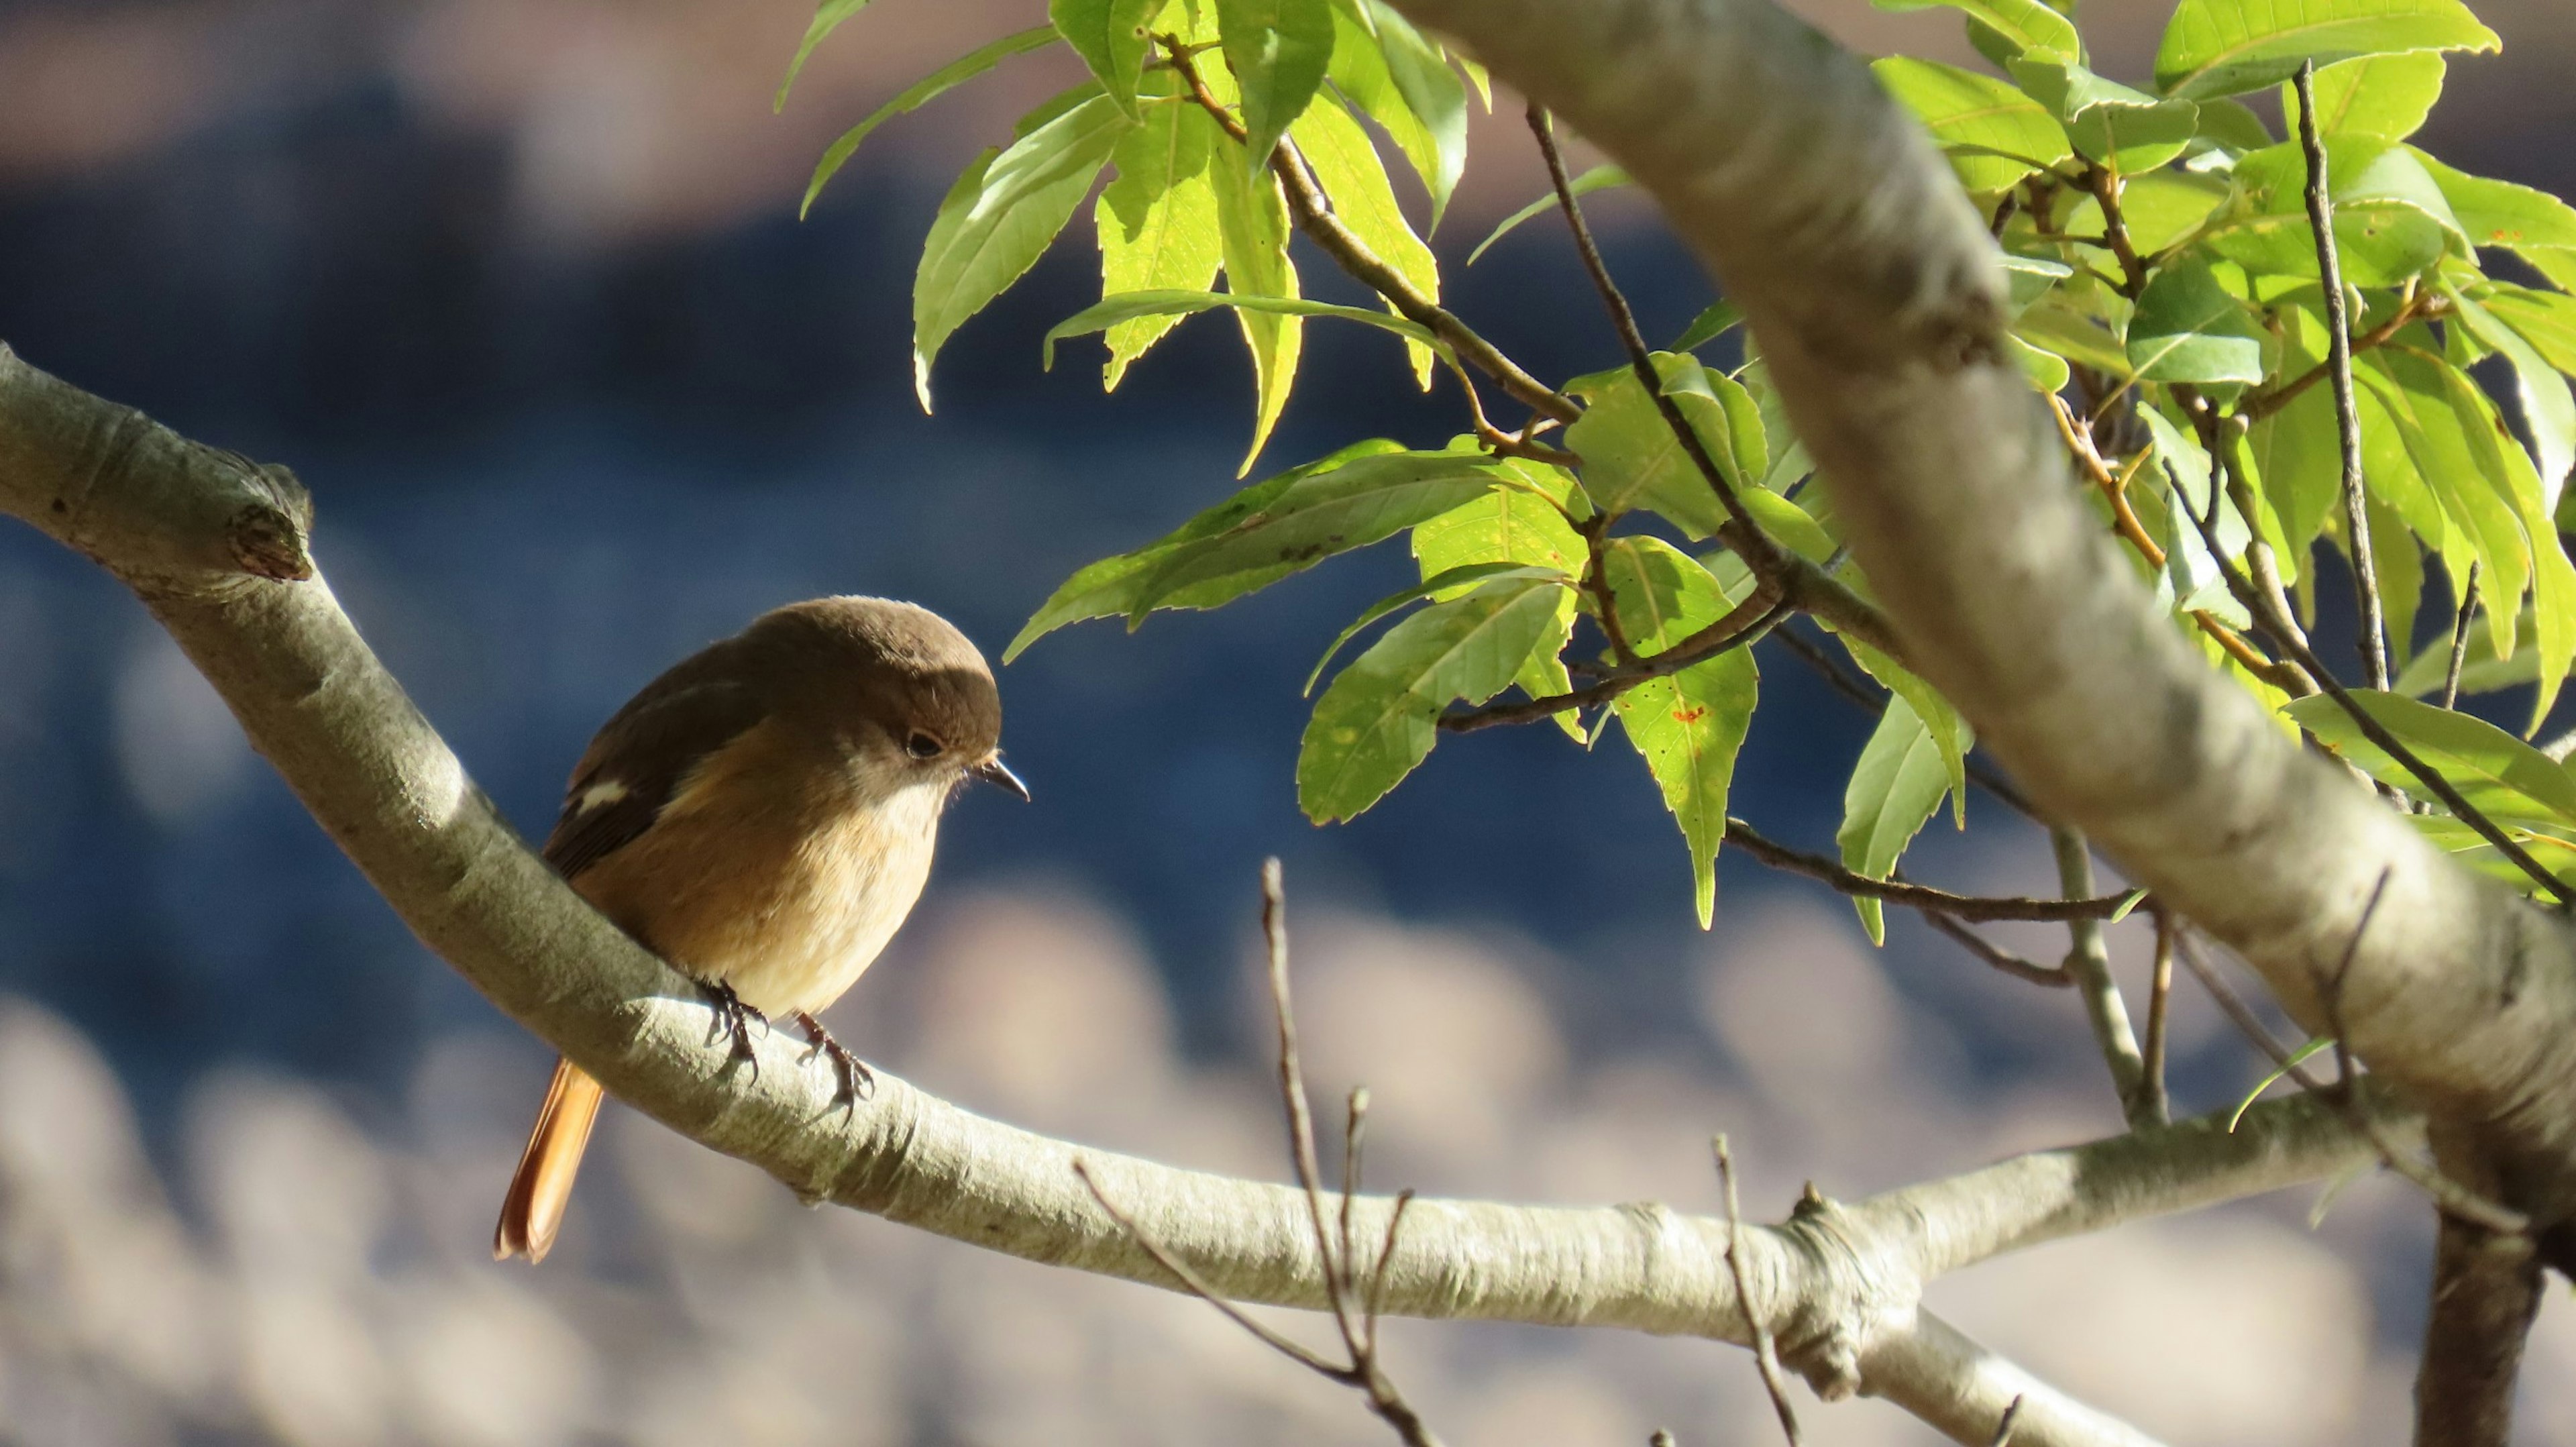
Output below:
[1298,576,1566,821]
[2414,152,2576,286]
[2127,257,2267,383]
[1291,95,1440,385]
[1095,89,1224,386]
[2408,813,2576,895]
[777,0,874,111]
[2008,59,2198,175]
[1564,354,1764,537]
[914,93,1134,411]
[1210,119,1303,474]
[1053,0,1157,119]
[2357,347,2535,681]
[1841,637,1972,812]
[1044,288,1437,368]
[801,26,1057,216]
[1468,165,1628,267]
[2279,52,2444,142]
[1362,0,1466,227]
[1413,462,1589,737]
[1217,0,1334,163]
[2202,138,2462,288]
[1304,564,1568,694]
[2154,0,2499,101]
[2283,688,2576,824]
[1838,694,1960,944]
[1674,300,1746,354]
[2445,282,2576,515]
[1870,0,2080,64]
[1872,57,2074,194]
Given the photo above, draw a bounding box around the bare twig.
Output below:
[1440,588,1789,733]
[1163,38,1576,427]
[2294,60,2390,692]
[1921,910,2074,988]
[1264,858,1362,1348]
[1715,1135,1803,1446]
[2242,288,2446,423]
[2139,910,2176,1127]
[1073,1160,1343,1373]
[1725,818,2139,922]
[2443,564,2481,712]
[2080,164,2149,297]
[2053,827,2151,1126]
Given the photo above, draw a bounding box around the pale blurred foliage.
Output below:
[0,876,2544,1446]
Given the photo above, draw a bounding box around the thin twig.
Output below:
[1264,859,1360,1349]
[1072,1160,1344,1373]
[1440,588,1788,733]
[1163,39,1576,427]
[2053,826,2152,1126]
[1725,818,2139,922]
[1766,624,2047,821]
[2443,564,2481,712]
[2140,909,2176,1127]
[2294,60,2390,693]
[1921,910,2074,987]
[1715,1135,1803,1446]
[2082,164,2149,297]
[2242,289,2446,422]
[2176,928,2528,1234]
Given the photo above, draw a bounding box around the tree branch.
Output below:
[1375,0,2576,1238]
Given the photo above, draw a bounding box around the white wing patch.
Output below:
[572,780,630,814]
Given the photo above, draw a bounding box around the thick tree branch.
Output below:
[0,342,2416,1447]
[1378,0,2576,1240]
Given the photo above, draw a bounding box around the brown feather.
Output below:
[492,1057,605,1263]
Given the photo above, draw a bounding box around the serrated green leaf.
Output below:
[2445,282,2576,514]
[1872,57,2074,195]
[1005,437,1404,659]
[1044,288,1436,369]
[1564,354,1762,536]
[802,26,1057,217]
[1298,576,1566,820]
[1468,165,1629,267]
[1053,0,1156,119]
[2154,0,2499,101]
[2408,812,2576,894]
[1322,1,1440,214]
[2008,59,2198,175]
[1305,563,1568,693]
[1838,694,1957,944]
[1841,638,1972,814]
[2128,257,2267,383]
[2426,355,2576,727]
[2357,347,2534,674]
[2414,152,2576,290]
[1210,119,1303,474]
[914,93,1134,411]
[1095,90,1224,387]
[776,0,873,111]
[1218,0,1334,163]
[1870,0,2080,64]
[1291,94,1439,386]
[2281,52,2444,143]
[1675,301,1746,354]
[2202,137,2461,288]
[1361,0,1465,228]
[1413,464,1589,737]
[2284,688,2576,823]
[2483,286,2576,376]
[1591,539,1757,928]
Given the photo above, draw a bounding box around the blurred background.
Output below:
[5,1,2576,1442]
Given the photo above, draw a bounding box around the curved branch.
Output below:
[1377,0,2576,1230]
[0,342,2406,1447]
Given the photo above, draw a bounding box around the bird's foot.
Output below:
[700,979,767,1081]
[794,1011,875,1111]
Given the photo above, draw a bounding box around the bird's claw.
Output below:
[794,1011,875,1112]
[701,979,767,1081]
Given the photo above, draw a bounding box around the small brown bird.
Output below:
[493,596,1026,1263]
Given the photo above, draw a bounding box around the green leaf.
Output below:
[2246,370,2344,561]
[2014,300,2131,377]
[1413,463,1590,737]
[1210,119,1303,474]
[2007,60,2198,176]
[1095,90,1225,387]
[2114,169,2233,254]
[1298,576,1566,821]
[2414,151,2576,286]
[2127,257,2267,384]
[2204,138,2462,289]
[2279,52,2444,143]
[913,93,1134,411]
[1872,57,2074,195]
[1468,165,1629,267]
[2429,356,2576,727]
[1132,448,1511,622]
[2153,0,2500,101]
[1044,288,1436,368]
[1217,0,1334,163]
[1291,94,1440,385]
[1869,0,2080,64]
[2283,689,2576,824]
[1674,300,1746,354]
[1564,354,1762,536]
[1322,1,1442,219]
[776,0,873,111]
[2140,405,2253,623]
[1004,437,1403,658]
[1304,563,1568,693]
[2357,347,2536,679]
[800,26,1058,217]
[2226,1036,2335,1132]
[2445,282,2576,513]
[1053,0,1157,119]
[1599,540,1760,927]
[1841,638,1972,812]
[2194,97,2274,152]
[2392,601,2537,698]
[2483,286,2576,376]
[1361,0,1467,227]
[1837,694,1959,945]
[2408,812,2576,895]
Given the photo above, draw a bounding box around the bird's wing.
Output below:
[544,647,772,881]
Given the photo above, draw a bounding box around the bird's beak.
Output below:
[971,755,1030,802]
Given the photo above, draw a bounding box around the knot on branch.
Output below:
[1768,1185,1925,1402]
[213,454,314,582]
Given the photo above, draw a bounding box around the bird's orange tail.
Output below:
[493,1057,605,1264]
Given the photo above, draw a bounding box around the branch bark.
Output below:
[1377,0,2576,1241]
[0,341,2414,1447]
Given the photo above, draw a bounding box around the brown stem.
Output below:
[1725,818,2139,922]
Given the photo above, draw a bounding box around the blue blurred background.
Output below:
[7,3,2576,1444]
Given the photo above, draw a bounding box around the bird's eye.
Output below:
[905,731,945,759]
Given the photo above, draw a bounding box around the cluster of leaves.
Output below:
[780,0,2576,924]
